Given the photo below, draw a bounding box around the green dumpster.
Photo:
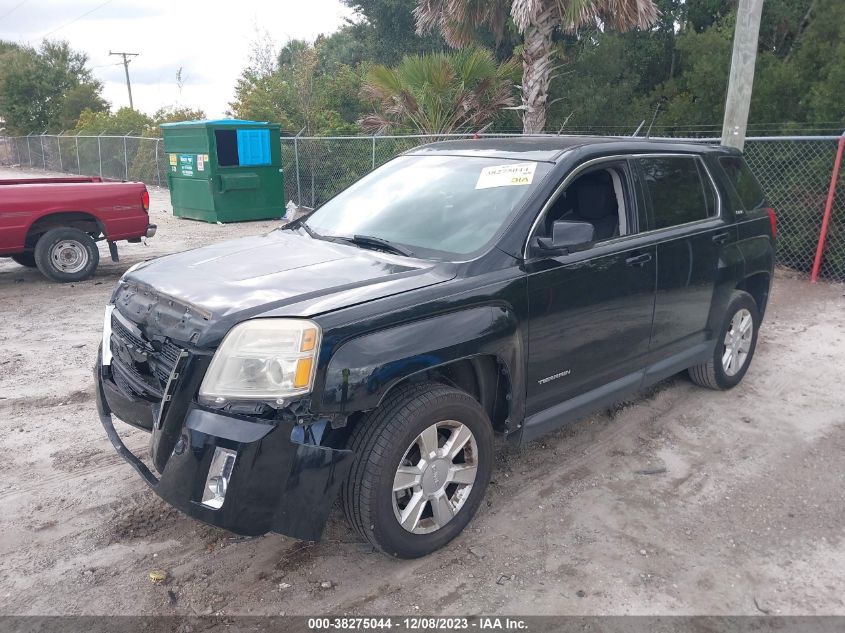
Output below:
[160,119,285,222]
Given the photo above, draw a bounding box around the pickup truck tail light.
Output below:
[767,207,777,239]
[141,189,150,212]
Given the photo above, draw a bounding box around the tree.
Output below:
[783,0,845,126]
[288,43,326,135]
[72,107,153,135]
[0,46,51,133]
[639,18,735,132]
[230,39,368,135]
[58,83,109,131]
[69,105,206,137]
[634,0,845,134]
[360,47,517,134]
[0,39,107,134]
[340,0,446,64]
[152,106,206,131]
[415,0,659,133]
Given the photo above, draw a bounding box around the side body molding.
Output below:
[319,305,524,429]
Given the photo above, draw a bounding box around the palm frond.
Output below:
[361,65,403,100]
[415,0,510,47]
[416,0,658,134]
[554,0,659,31]
[360,46,516,134]
[596,0,660,30]
[510,0,658,33]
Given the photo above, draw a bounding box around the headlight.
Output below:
[199,319,321,405]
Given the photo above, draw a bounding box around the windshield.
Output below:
[304,154,552,258]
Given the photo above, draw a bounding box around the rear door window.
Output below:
[638,156,717,230]
[718,156,765,210]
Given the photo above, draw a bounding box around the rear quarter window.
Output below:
[718,156,765,210]
[638,156,717,230]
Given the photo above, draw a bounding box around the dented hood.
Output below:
[116,229,455,345]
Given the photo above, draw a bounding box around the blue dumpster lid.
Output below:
[160,119,274,127]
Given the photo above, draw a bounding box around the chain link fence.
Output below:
[280,134,488,209]
[741,137,844,280]
[0,134,167,187]
[1,132,843,281]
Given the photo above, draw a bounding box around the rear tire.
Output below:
[342,382,493,558]
[34,227,99,283]
[689,290,759,390]
[11,253,36,267]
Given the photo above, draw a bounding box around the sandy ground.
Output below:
[1,166,844,617]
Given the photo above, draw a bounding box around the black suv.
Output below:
[95,137,775,558]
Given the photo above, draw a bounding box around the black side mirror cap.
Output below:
[535,220,595,255]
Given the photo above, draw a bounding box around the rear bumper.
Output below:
[145,224,157,238]
[94,357,354,541]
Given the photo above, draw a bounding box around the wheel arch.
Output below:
[735,271,772,318]
[24,211,105,249]
[376,354,512,433]
[318,305,524,435]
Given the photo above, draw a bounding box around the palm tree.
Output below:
[415,0,659,133]
[360,47,519,135]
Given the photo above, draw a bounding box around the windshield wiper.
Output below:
[299,222,320,239]
[348,234,414,257]
[283,218,321,239]
[298,229,414,256]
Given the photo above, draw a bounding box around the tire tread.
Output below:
[33,227,99,283]
[341,381,482,553]
[688,290,758,390]
[688,360,719,389]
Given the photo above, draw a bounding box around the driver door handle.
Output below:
[712,232,731,245]
[625,253,652,267]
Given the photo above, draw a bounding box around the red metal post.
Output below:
[811,134,845,283]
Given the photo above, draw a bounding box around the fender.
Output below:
[741,237,775,279]
[706,237,746,335]
[716,213,774,325]
[1,209,105,253]
[318,305,524,428]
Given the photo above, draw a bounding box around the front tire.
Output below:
[34,227,99,283]
[342,382,493,558]
[689,290,760,390]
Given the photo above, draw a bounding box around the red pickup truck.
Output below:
[0,176,156,282]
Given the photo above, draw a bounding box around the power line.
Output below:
[41,0,114,39]
[0,0,29,21]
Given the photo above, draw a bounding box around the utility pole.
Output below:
[109,51,139,110]
[721,0,764,150]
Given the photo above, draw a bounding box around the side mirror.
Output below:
[535,220,595,254]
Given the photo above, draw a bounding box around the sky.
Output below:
[0,0,355,120]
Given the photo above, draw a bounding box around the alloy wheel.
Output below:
[722,308,753,376]
[392,420,479,534]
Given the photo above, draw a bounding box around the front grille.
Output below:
[111,361,136,396]
[111,317,145,351]
[109,311,182,401]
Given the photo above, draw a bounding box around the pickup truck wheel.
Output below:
[689,291,760,390]
[34,227,99,282]
[342,382,493,558]
[11,253,37,267]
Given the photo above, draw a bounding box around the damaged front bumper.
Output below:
[94,351,354,541]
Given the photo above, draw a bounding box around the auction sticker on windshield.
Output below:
[475,162,537,189]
